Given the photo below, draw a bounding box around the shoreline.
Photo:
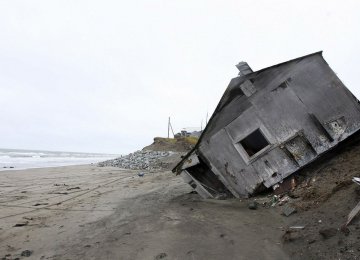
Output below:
[0,158,117,172]
[0,147,119,173]
[0,163,95,172]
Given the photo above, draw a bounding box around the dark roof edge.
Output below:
[246,51,323,77]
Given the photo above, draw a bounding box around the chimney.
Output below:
[236,61,253,76]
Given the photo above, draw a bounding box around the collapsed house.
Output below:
[173,51,360,198]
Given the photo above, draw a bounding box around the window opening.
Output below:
[239,129,269,157]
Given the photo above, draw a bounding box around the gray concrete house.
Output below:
[173,52,360,198]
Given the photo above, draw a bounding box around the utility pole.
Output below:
[168,117,170,138]
[205,111,208,126]
[169,120,175,137]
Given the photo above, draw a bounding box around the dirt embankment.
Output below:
[142,137,197,153]
[272,133,360,259]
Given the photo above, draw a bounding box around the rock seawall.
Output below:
[98,150,177,171]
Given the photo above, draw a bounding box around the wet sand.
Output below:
[0,165,289,259]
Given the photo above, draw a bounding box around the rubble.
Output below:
[248,201,258,210]
[278,195,290,206]
[154,253,167,260]
[289,226,305,230]
[20,250,33,257]
[251,194,293,208]
[13,222,29,227]
[282,228,302,242]
[98,150,175,171]
[341,177,360,228]
[352,177,360,186]
[282,205,297,217]
[319,228,337,239]
[343,201,360,227]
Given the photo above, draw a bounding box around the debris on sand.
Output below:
[278,195,290,206]
[248,201,258,210]
[33,203,48,206]
[20,250,33,257]
[341,177,360,229]
[282,228,302,243]
[343,201,360,228]
[289,225,305,230]
[319,228,337,239]
[281,205,297,217]
[66,187,80,191]
[13,222,29,227]
[352,177,360,186]
[154,253,167,259]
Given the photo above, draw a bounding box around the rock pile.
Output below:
[98,150,173,171]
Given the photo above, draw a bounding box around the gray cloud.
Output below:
[1,0,359,153]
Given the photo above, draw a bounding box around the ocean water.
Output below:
[0,148,118,171]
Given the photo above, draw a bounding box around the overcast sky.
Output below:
[0,0,360,154]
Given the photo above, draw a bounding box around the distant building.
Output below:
[176,128,202,138]
[173,52,360,198]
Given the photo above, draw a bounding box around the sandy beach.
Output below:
[0,165,289,260]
